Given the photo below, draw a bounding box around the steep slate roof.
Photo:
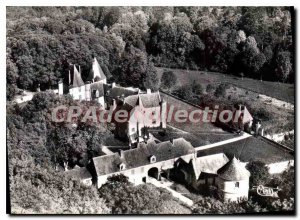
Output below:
[71,65,85,87]
[119,91,161,110]
[64,167,92,180]
[108,86,139,100]
[217,157,250,181]
[92,153,123,176]
[234,106,253,123]
[90,81,105,97]
[92,57,106,81]
[124,95,139,107]
[196,136,294,164]
[139,92,161,108]
[92,138,195,176]
[193,153,229,179]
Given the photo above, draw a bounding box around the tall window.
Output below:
[235,182,239,188]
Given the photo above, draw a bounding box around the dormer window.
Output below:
[119,163,126,171]
[150,155,156,163]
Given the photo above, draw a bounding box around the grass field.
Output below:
[158,67,294,139]
[157,68,295,104]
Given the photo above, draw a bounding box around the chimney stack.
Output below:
[69,70,71,85]
[112,82,116,88]
[119,149,124,158]
[147,88,151,94]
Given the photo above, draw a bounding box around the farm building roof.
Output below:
[196,136,293,165]
[92,138,195,176]
[139,92,161,108]
[193,153,229,179]
[107,86,139,101]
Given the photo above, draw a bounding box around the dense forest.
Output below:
[7,6,294,101]
[7,7,294,214]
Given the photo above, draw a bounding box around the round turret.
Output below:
[216,157,250,202]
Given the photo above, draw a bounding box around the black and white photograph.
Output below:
[5,3,296,215]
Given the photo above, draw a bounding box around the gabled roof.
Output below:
[196,136,293,164]
[64,167,92,180]
[92,57,106,81]
[71,65,85,87]
[108,86,139,100]
[193,153,229,179]
[118,91,162,110]
[217,157,250,181]
[92,153,123,176]
[123,96,139,109]
[92,138,195,176]
[234,106,253,124]
[139,92,161,108]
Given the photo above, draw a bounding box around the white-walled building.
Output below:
[113,89,167,145]
[58,58,107,108]
[216,157,250,202]
[90,138,195,188]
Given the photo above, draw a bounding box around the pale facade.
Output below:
[216,157,250,202]
[58,58,107,108]
[216,178,249,202]
[115,90,167,145]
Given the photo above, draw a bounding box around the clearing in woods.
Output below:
[157,68,295,104]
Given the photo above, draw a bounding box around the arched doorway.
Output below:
[148,167,160,180]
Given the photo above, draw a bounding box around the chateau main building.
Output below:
[58,57,167,145]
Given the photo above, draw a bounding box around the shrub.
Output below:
[160,71,177,90]
[206,84,215,93]
[214,84,229,98]
[246,161,270,187]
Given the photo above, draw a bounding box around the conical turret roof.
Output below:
[72,65,84,87]
[217,157,250,181]
[92,57,106,81]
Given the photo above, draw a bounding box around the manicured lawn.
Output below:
[157,68,295,104]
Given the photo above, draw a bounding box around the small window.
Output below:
[78,87,81,92]
[132,127,135,132]
[150,155,156,163]
[152,120,156,124]
[152,111,156,115]
[235,182,239,188]
[119,163,126,171]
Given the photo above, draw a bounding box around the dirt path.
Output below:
[148,177,194,207]
[194,132,251,151]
